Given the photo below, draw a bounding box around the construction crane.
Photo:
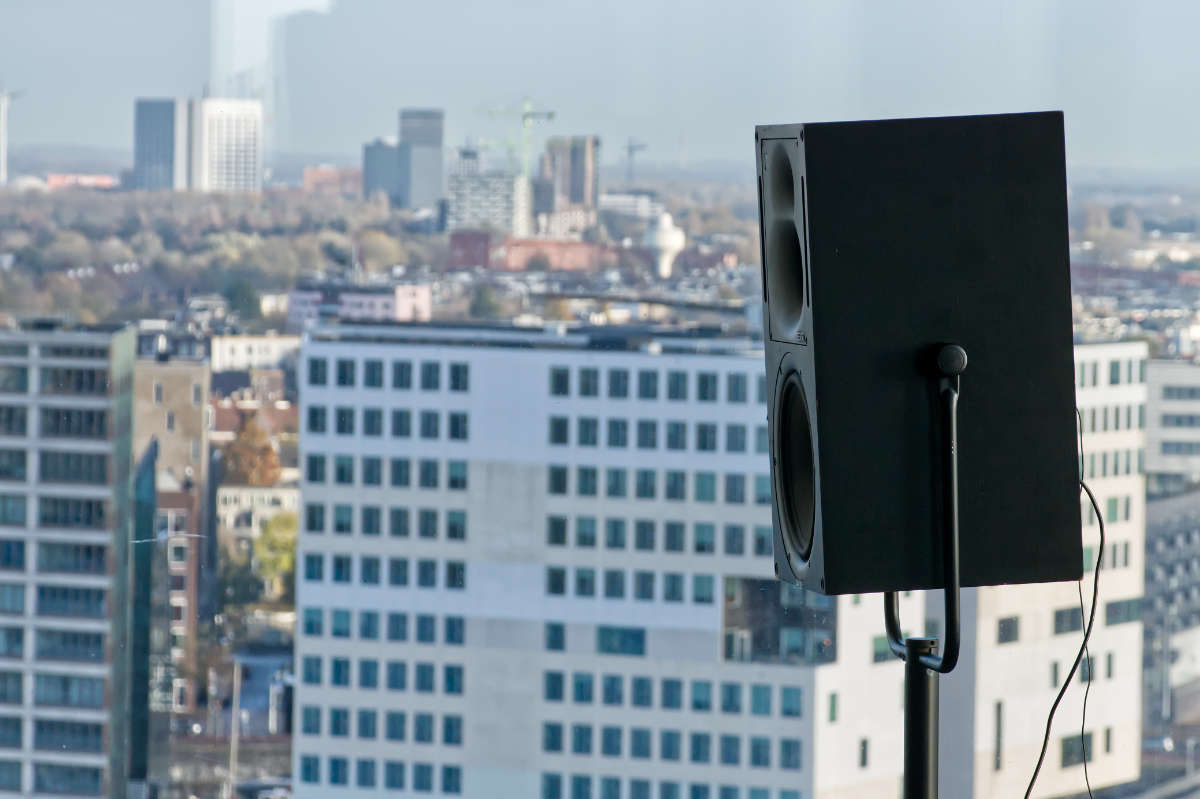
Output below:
[0,87,25,187]
[479,98,555,179]
[625,138,647,186]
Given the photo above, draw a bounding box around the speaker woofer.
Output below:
[774,369,816,563]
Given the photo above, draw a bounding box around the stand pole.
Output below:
[904,638,939,799]
[883,343,967,799]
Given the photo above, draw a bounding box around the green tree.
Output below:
[223,277,262,320]
[222,417,281,487]
[469,285,503,319]
[219,545,262,609]
[255,512,297,603]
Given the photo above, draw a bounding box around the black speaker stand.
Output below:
[882,344,967,799]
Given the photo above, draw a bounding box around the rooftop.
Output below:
[306,320,762,356]
[0,316,131,334]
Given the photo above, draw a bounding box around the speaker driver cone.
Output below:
[775,370,816,562]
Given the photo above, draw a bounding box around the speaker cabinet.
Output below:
[756,111,1081,595]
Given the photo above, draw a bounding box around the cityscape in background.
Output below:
[2,2,1200,799]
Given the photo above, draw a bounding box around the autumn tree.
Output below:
[358,229,406,271]
[544,298,573,321]
[43,231,92,271]
[255,512,297,603]
[222,417,281,486]
[223,277,262,320]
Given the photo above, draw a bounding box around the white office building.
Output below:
[293,325,1144,799]
[0,320,143,797]
[447,173,531,237]
[190,98,263,193]
[1143,359,1200,497]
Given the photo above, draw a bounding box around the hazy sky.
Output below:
[3,0,1200,171]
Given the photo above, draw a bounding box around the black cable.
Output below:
[1076,408,1097,799]
[1024,412,1104,799]
[1078,579,1095,799]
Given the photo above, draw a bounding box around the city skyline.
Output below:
[3,1,1200,171]
[0,3,1195,795]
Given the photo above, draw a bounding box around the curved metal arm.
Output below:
[884,349,964,675]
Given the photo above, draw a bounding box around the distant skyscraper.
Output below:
[362,137,399,202]
[190,98,264,193]
[131,98,263,193]
[132,99,190,191]
[209,0,330,154]
[542,135,601,210]
[398,109,443,209]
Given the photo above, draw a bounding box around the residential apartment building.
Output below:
[1145,359,1200,497]
[133,356,213,715]
[0,319,140,797]
[447,173,532,237]
[155,474,203,714]
[292,325,1145,799]
[287,285,433,332]
[542,136,601,210]
[133,357,212,487]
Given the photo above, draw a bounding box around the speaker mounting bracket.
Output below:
[882,342,966,799]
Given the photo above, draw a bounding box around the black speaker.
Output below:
[756,111,1081,595]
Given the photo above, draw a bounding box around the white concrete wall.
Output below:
[210,334,300,373]
[1147,359,1200,492]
